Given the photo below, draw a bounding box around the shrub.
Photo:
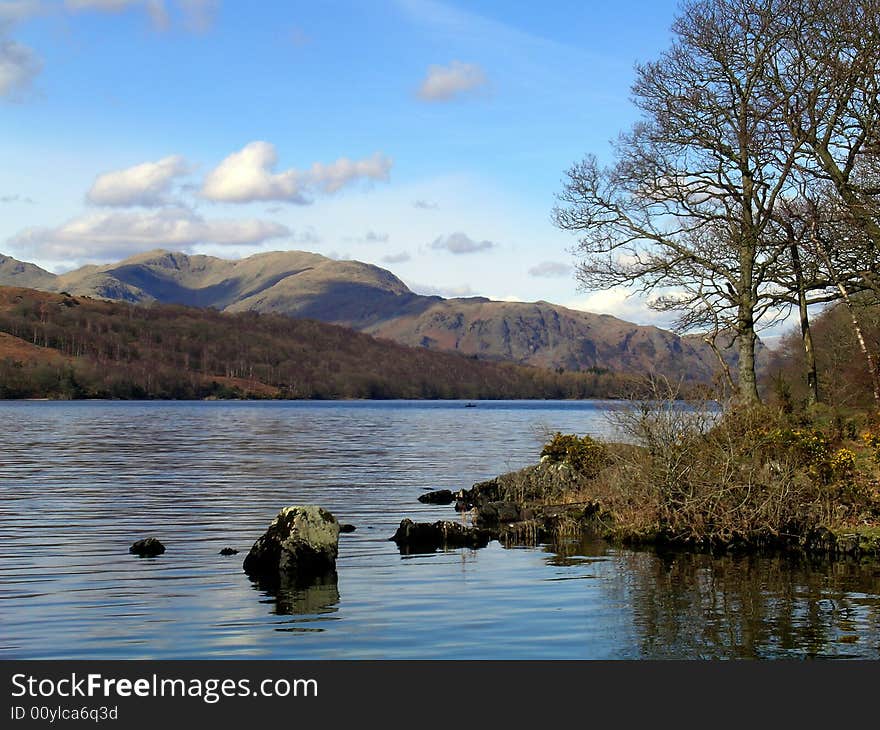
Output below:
[862,430,880,462]
[541,432,607,477]
[830,448,857,481]
[596,385,834,546]
[764,426,833,482]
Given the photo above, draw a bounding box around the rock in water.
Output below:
[219,547,239,556]
[389,519,493,553]
[243,506,340,581]
[130,537,165,557]
[417,489,455,505]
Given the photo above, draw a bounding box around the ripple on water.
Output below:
[1,400,880,659]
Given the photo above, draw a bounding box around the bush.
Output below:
[764,426,833,482]
[541,432,607,477]
[862,429,880,462]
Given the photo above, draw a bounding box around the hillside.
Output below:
[765,302,880,408]
[0,249,733,383]
[0,287,637,400]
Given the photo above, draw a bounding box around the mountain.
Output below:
[0,287,634,400]
[0,249,732,383]
[0,254,57,290]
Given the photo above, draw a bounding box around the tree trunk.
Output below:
[737,328,760,404]
[791,243,820,405]
[812,222,880,408]
[838,285,880,407]
[737,238,761,404]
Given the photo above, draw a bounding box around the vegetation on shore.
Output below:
[472,384,880,556]
[0,287,638,400]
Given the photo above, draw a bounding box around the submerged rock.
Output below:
[243,506,340,582]
[129,537,165,557]
[389,518,494,553]
[219,547,239,556]
[418,489,455,505]
[339,523,357,533]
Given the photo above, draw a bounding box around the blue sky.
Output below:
[1,0,683,325]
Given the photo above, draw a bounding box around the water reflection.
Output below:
[249,571,340,618]
[561,538,880,659]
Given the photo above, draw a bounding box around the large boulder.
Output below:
[243,506,340,581]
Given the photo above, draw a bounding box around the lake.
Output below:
[1,400,879,659]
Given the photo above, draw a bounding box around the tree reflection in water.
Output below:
[542,536,880,658]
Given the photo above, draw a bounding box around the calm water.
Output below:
[1,400,879,659]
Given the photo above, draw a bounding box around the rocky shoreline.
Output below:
[394,460,880,561]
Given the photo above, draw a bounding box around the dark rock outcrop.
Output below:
[389,519,494,553]
[475,501,522,527]
[219,547,238,556]
[418,489,455,505]
[129,537,165,557]
[339,523,357,533]
[243,506,340,582]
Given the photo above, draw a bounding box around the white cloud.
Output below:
[201,141,306,203]
[565,288,677,328]
[528,261,571,278]
[87,155,189,207]
[0,37,41,99]
[309,153,392,194]
[417,60,487,102]
[413,199,438,209]
[408,281,479,298]
[8,207,289,261]
[201,141,392,204]
[430,231,496,254]
[382,251,410,264]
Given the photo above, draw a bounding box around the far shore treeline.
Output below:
[0,287,637,400]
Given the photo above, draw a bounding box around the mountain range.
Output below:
[0,249,745,383]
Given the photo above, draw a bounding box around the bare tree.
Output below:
[766,0,880,247]
[554,0,803,404]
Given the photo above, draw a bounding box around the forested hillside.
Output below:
[0,287,635,400]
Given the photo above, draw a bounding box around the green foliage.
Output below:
[764,426,833,482]
[541,432,607,477]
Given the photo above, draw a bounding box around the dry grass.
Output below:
[541,379,880,548]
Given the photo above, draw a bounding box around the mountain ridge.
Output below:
[0,248,743,383]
